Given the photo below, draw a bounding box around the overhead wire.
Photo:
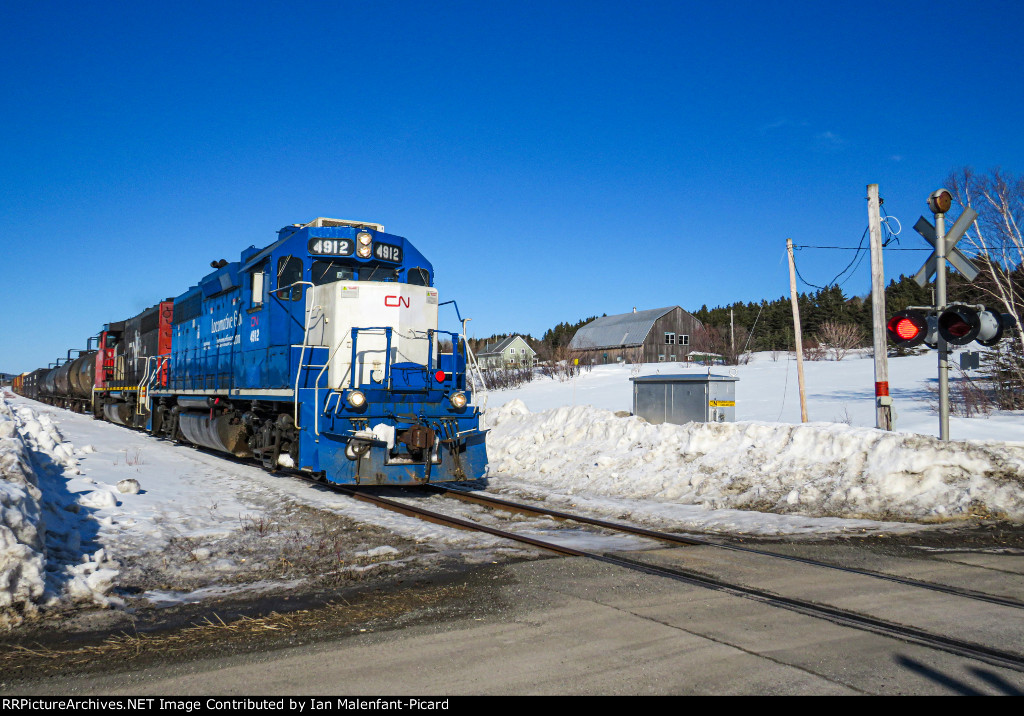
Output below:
[790,204,908,291]
[792,226,870,290]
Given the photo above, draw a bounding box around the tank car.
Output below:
[31,344,97,413]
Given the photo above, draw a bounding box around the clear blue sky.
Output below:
[2,0,1022,372]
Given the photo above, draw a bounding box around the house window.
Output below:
[670,355,676,361]
[680,335,690,346]
[658,354,665,362]
[665,332,675,345]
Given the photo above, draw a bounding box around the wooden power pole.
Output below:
[786,238,808,422]
[867,184,893,430]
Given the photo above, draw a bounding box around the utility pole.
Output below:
[786,238,808,422]
[867,184,893,430]
[730,308,735,356]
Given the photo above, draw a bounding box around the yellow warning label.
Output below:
[709,400,735,407]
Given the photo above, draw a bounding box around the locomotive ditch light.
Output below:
[938,305,1005,346]
[346,390,367,408]
[886,310,930,348]
[449,391,467,409]
[357,231,373,246]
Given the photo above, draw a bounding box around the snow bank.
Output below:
[0,398,119,627]
[485,400,1024,522]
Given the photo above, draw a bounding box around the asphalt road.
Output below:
[8,538,1024,696]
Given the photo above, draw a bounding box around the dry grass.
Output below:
[0,584,466,676]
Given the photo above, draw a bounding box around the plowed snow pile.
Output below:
[485,400,1024,522]
[0,398,118,627]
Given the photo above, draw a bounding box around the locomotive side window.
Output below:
[250,260,268,308]
[277,256,303,301]
[407,267,430,286]
[311,260,356,285]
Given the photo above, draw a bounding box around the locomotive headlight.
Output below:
[357,245,372,258]
[357,231,373,246]
[347,390,367,408]
[449,391,467,409]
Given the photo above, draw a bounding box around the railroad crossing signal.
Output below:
[913,206,980,287]
[937,305,1010,346]
[886,310,935,348]
[887,305,1013,349]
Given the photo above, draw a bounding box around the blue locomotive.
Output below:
[20,218,488,486]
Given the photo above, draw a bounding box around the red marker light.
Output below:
[435,370,446,383]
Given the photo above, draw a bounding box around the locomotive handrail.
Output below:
[313,332,353,438]
[138,358,152,413]
[323,391,342,416]
[348,327,394,391]
[291,281,321,429]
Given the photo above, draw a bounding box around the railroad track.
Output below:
[329,483,1024,674]
[428,484,1024,611]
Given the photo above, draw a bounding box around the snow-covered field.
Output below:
[482,351,1024,529]
[2,349,1023,627]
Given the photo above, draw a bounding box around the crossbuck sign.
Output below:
[913,206,980,287]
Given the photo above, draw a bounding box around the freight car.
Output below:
[15,218,487,485]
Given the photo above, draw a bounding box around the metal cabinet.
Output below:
[630,374,738,425]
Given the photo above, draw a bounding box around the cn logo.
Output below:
[385,295,410,308]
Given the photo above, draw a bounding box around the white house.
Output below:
[478,335,537,369]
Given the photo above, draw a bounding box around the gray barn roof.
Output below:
[569,307,677,350]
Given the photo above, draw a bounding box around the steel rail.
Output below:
[334,484,1024,674]
[429,484,1024,612]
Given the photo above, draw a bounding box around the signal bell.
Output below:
[937,306,1005,346]
[886,310,932,348]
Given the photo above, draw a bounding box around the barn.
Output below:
[568,306,704,364]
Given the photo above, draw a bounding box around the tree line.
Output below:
[469,267,1022,363]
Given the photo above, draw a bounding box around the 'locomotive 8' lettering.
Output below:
[385,296,410,308]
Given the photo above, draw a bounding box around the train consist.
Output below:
[12,218,487,485]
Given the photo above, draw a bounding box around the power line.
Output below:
[794,245,929,251]
[792,226,869,290]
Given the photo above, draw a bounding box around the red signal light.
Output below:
[894,318,920,341]
[435,370,446,383]
[945,319,972,338]
[886,310,930,348]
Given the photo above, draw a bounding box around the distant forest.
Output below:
[471,267,1024,359]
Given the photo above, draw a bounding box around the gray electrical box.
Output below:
[630,374,738,425]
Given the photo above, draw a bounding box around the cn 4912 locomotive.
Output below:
[15,218,487,485]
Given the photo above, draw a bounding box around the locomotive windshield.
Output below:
[310,260,412,285]
[311,260,356,285]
